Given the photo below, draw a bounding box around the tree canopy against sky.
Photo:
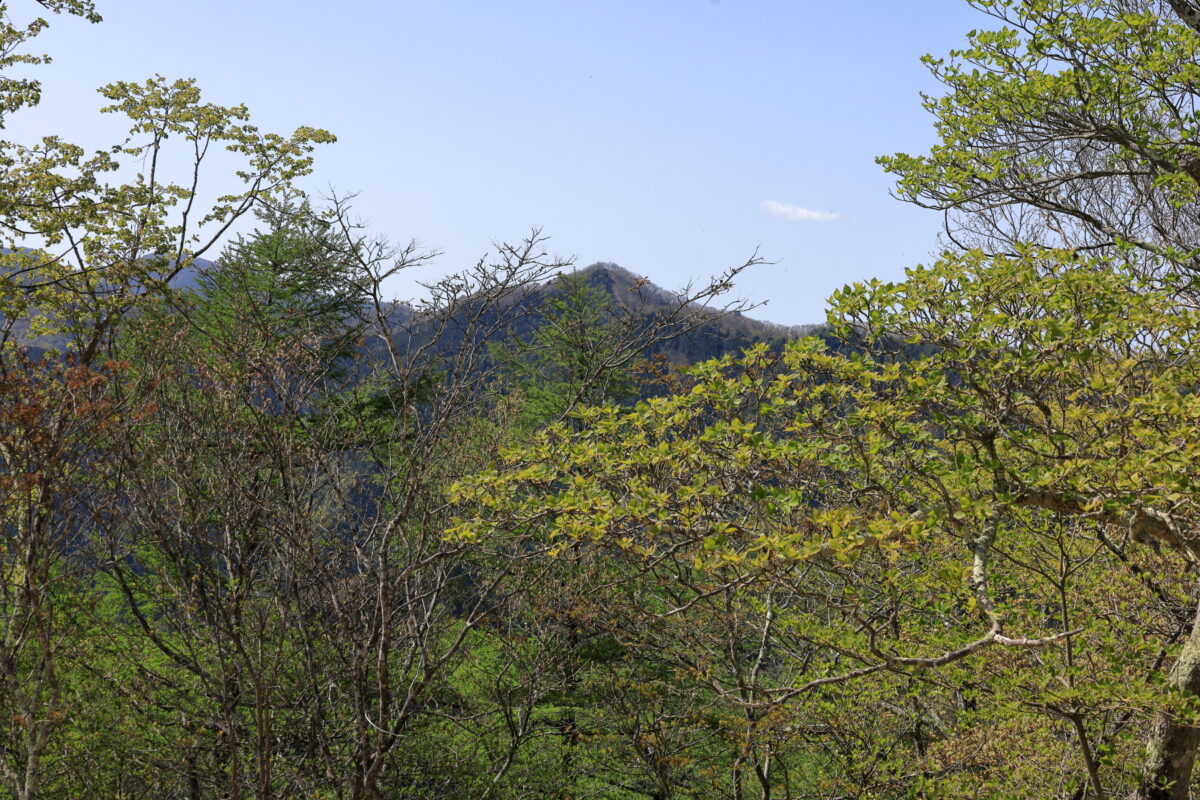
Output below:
[0,4,760,796]
[1,0,987,324]
[21,0,1200,797]
[451,2,1200,798]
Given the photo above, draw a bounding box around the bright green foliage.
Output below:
[451,0,1200,793]
[451,252,1200,794]
[879,0,1200,266]
[0,2,99,127]
[18,0,1200,797]
[0,63,334,356]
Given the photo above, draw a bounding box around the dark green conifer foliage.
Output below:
[494,271,640,432]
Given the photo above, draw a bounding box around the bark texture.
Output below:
[1169,0,1200,34]
[1135,601,1200,799]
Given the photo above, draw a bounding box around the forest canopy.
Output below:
[5,1,1200,799]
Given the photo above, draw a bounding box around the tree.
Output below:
[0,352,130,800]
[182,198,367,372]
[0,4,331,797]
[0,3,782,796]
[452,2,1200,797]
[876,2,1200,795]
[92,205,378,799]
[111,218,763,798]
[492,270,640,432]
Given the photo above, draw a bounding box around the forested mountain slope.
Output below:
[6,257,815,364]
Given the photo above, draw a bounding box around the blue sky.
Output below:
[11,0,986,324]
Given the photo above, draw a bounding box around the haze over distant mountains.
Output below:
[6,256,826,364]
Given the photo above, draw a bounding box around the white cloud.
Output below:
[761,200,841,223]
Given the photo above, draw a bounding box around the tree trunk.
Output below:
[1168,0,1200,36]
[1135,601,1200,799]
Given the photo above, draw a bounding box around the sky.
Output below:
[7,0,987,325]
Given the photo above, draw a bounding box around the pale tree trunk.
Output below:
[1135,601,1200,799]
[1168,1,1200,35]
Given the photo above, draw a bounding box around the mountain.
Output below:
[5,255,827,369]
[526,261,821,365]
[1,254,214,356]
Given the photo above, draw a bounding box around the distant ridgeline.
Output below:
[570,262,819,365]
[3,254,829,367]
[366,262,932,394]
[0,251,214,357]
[379,261,826,371]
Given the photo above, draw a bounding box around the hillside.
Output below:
[378,260,824,371]
[567,261,819,363]
[6,256,828,375]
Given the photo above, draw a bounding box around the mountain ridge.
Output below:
[5,255,826,366]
